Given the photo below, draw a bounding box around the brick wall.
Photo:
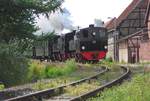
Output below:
[148,13,150,38]
[139,41,150,62]
[139,14,150,62]
[139,9,150,62]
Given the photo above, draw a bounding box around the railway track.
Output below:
[70,66,130,101]
[6,66,130,101]
[46,66,130,101]
[5,66,108,101]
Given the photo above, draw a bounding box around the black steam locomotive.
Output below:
[32,25,108,62]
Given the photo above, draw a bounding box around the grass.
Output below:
[27,59,76,82]
[88,73,150,101]
[28,60,46,81]
[32,78,71,90]
[0,59,100,90]
[32,73,100,91]
[99,59,115,66]
[65,81,100,97]
[0,84,5,90]
[31,64,101,91]
[45,59,76,78]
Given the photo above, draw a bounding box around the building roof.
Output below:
[114,0,149,42]
[105,18,116,30]
[106,0,147,30]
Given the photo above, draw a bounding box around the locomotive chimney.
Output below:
[73,30,76,33]
[89,24,94,28]
[73,30,76,34]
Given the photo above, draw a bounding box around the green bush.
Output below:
[45,67,62,78]
[45,59,76,78]
[105,57,113,62]
[0,44,29,87]
[63,59,76,74]
[27,59,76,81]
[0,53,77,87]
[27,60,46,82]
[89,73,150,101]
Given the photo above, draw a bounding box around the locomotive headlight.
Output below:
[104,46,108,49]
[92,32,96,36]
[81,46,85,50]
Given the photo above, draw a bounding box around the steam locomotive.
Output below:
[32,24,108,62]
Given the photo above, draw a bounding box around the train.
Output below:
[32,24,108,62]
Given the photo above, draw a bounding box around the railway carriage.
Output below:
[32,40,49,59]
[51,35,61,61]
[64,31,76,59]
[52,31,76,61]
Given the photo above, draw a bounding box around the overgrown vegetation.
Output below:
[27,60,46,81]
[31,62,102,91]
[0,0,63,87]
[98,59,119,70]
[45,59,76,78]
[32,78,71,90]
[88,73,150,101]
[0,84,5,90]
[0,57,76,87]
[28,59,76,82]
[65,82,99,96]
[0,43,29,87]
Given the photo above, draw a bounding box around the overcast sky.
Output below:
[62,0,132,27]
[36,0,133,34]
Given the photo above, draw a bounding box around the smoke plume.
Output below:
[35,8,74,35]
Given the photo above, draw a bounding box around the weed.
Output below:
[32,78,71,90]
[27,59,76,82]
[27,60,46,82]
[65,82,100,96]
[88,73,150,101]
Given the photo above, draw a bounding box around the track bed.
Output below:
[6,65,130,101]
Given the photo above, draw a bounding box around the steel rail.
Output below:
[70,66,130,101]
[6,66,108,101]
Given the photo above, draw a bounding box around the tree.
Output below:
[0,0,63,42]
[0,0,63,54]
[0,0,63,87]
[36,31,55,41]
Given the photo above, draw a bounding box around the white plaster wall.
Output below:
[119,42,128,63]
[107,37,114,60]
